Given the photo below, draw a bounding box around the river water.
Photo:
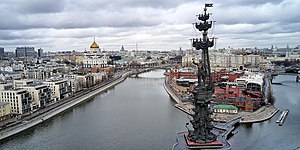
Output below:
[0,70,299,150]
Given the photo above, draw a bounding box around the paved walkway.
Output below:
[213,106,278,123]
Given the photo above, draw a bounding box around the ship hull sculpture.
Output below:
[172,3,241,150]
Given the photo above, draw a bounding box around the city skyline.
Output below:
[1,0,300,51]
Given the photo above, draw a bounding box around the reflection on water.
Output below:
[137,69,166,78]
[1,72,299,150]
[243,123,253,129]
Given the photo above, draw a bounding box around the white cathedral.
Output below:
[82,38,109,68]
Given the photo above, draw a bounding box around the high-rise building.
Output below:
[0,47,4,57]
[38,48,43,58]
[15,47,35,57]
[15,47,26,57]
[120,45,125,51]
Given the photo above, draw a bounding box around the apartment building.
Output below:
[0,102,11,121]
[44,79,70,101]
[0,89,32,115]
[22,84,52,109]
[13,79,34,88]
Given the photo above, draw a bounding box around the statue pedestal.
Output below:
[173,132,223,150]
[184,132,223,149]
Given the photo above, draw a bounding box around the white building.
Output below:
[0,102,11,121]
[12,63,25,71]
[0,66,13,72]
[181,49,197,67]
[26,68,47,80]
[44,79,70,101]
[0,88,32,114]
[92,72,107,84]
[0,82,13,91]
[13,79,34,88]
[64,74,87,92]
[82,56,108,68]
[21,84,52,109]
[235,71,264,92]
[214,105,238,114]
[82,39,109,68]
[210,52,262,69]
[10,80,53,110]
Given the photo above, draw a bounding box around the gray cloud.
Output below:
[216,0,284,7]
[213,0,300,25]
[0,0,300,51]
[15,0,66,14]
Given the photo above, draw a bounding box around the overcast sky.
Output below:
[1,0,300,52]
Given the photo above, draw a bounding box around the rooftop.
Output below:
[90,38,100,49]
[215,104,238,110]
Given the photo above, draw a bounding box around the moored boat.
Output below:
[279,109,289,126]
[276,111,285,123]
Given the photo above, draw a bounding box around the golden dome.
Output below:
[84,49,87,53]
[93,49,97,53]
[90,38,100,49]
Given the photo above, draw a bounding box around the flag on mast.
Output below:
[205,3,213,7]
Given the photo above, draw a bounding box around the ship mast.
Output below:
[188,3,216,143]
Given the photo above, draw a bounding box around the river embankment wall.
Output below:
[163,77,181,104]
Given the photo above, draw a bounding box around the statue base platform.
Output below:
[172,132,223,150]
[172,117,242,150]
[184,132,223,149]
